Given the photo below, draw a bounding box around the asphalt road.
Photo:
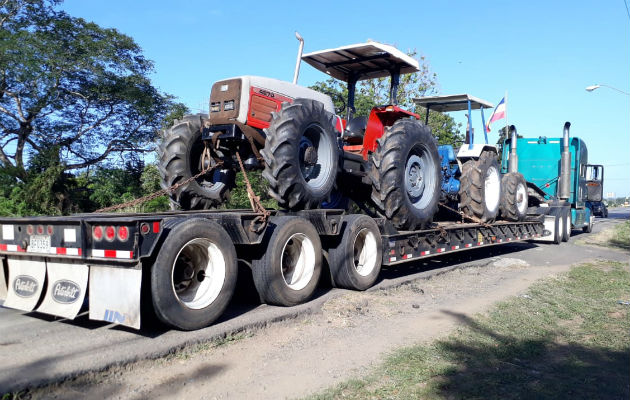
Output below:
[0,209,628,393]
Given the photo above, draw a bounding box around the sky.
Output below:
[62,0,630,197]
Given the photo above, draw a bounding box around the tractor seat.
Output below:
[344,116,367,145]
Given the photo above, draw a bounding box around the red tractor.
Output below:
[159,35,503,230]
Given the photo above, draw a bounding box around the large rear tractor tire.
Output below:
[459,151,502,222]
[262,99,339,210]
[369,120,440,230]
[252,217,322,306]
[150,219,238,330]
[328,215,383,291]
[499,172,528,221]
[159,114,235,210]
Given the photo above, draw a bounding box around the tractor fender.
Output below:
[456,144,498,162]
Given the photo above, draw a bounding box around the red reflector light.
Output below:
[105,226,116,242]
[93,226,103,241]
[152,221,161,233]
[37,225,44,235]
[140,223,150,235]
[47,225,54,235]
[27,225,34,235]
[117,226,129,242]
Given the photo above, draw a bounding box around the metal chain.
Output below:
[235,152,271,232]
[95,146,222,213]
[438,202,493,228]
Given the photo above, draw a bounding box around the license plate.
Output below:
[28,235,51,253]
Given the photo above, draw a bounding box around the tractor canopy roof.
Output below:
[301,41,419,82]
[413,94,494,113]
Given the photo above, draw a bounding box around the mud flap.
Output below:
[3,258,46,312]
[36,262,88,319]
[536,215,556,242]
[0,260,7,302]
[89,266,141,329]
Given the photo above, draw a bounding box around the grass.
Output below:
[308,261,630,400]
[608,220,630,251]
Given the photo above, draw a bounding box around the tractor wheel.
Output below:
[459,151,502,222]
[499,172,528,221]
[582,216,594,233]
[369,120,440,230]
[252,217,322,306]
[158,114,235,210]
[150,219,237,330]
[261,99,339,210]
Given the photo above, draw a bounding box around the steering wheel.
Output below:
[325,91,346,114]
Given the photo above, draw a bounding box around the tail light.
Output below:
[37,225,44,235]
[93,226,103,241]
[27,225,34,235]
[117,226,129,242]
[47,225,54,235]
[140,223,150,235]
[105,226,116,242]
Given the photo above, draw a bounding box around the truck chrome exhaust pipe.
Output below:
[293,32,304,84]
[559,121,571,200]
[508,125,519,173]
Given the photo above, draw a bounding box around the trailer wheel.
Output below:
[328,215,382,291]
[252,217,322,306]
[370,119,440,230]
[159,114,235,210]
[499,172,528,221]
[262,99,339,210]
[561,208,571,242]
[150,219,237,330]
[459,151,501,222]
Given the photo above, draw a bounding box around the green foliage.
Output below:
[224,170,277,210]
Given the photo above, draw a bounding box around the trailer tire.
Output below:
[459,151,501,222]
[150,219,237,330]
[561,208,571,242]
[370,119,440,230]
[252,217,322,306]
[262,99,339,210]
[499,172,528,221]
[159,114,234,210]
[328,215,382,291]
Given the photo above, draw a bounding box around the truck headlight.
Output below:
[210,102,220,113]
[224,100,235,111]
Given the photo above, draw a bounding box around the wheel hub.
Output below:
[405,154,426,199]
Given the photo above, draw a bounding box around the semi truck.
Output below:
[0,37,591,332]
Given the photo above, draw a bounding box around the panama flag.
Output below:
[486,97,506,133]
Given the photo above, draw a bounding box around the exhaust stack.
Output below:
[508,125,519,173]
[293,32,304,84]
[558,121,572,200]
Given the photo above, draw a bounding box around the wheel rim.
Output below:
[281,233,316,290]
[353,228,378,277]
[298,123,335,191]
[171,238,226,310]
[484,166,501,212]
[516,182,528,214]
[404,147,437,210]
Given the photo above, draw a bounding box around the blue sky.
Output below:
[63,0,630,197]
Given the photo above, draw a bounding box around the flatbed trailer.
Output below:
[0,209,546,331]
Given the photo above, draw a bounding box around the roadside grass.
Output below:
[308,261,630,400]
[608,220,630,251]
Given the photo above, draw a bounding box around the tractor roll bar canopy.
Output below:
[413,94,494,148]
[301,41,419,82]
[302,41,420,116]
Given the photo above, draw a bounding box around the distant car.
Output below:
[591,202,608,217]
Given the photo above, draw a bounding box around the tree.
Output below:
[0,0,173,183]
[309,50,462,145]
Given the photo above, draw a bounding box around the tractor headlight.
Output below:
[223,100,235,111]
[210,102,221,113]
